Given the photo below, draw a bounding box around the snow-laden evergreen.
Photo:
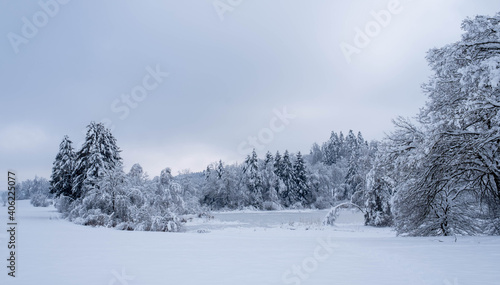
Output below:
[292,152,311,207]
[278,150,295,207]
[260,151,281,210]
[49,135,75,199]
[363,153,393,227]
[243,149,263,208]
[72,122,122,199]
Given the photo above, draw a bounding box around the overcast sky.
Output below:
[0,0,498,186]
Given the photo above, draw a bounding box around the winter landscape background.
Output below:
[1,1,500,284]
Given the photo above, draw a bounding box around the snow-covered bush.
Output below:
[128,206,182,232]
[312,197,331,210]
[30,193,50,207]
[73,208,113,227]
[54,195,74,215]
[150,215,181,232]
[262,201,282,211]
[66,166,185,232]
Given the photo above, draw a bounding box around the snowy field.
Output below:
[1,201,499,285]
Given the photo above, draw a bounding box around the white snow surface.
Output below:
[1,201,499,285]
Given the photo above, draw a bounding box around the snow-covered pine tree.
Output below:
[273,151,287,207]
[201,162,222,208]
[357,131,366,148]
[293,152,312,207]
[279,150,295,207]
[50,135,75,199]
[322,131,341,165]
[273,151,282,177]
[261,151,281,209]
[216,160,224,179]
[309,143,323,165]
[224,164,246,209]
[337,131,346,158]
[344,152,363,201]
[344,130,358,160]
[243,149,263,208]
[72,122,122,199]
[364,153,393,227]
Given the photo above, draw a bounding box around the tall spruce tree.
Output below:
[243,149,263,208]
[72,122,122,199]
[273,151,283,178]
[322,131,341,165]
[293,152,312,206]
[279,150,295,207]
[364,154,393,227]
[309,143,323,165]
[50,136,75,198]
[261,151,279,203]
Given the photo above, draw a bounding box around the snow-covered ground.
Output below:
[1,201,499,285]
